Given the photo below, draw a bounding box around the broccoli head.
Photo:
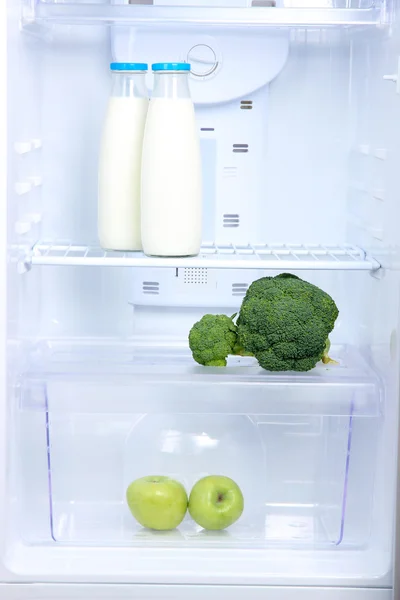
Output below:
[237,273,339,372]
[189,314,238,367]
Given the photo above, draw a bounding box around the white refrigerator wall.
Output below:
[10,24,399,337]
[2,0,400,590]
[10,26,369,336]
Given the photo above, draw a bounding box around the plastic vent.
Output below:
[240,101,253,110]
[233,144,249,153]
[223,214,240,228]
[183,268,208,284]
[232,283,249,297]
[143,281,159,295]
[223,167,237,178]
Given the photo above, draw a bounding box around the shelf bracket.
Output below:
[383,57,400,94]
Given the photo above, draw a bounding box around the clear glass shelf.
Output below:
[21,241,381,272]
[30,2,382,27]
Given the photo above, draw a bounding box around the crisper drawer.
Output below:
[17,343,382,551]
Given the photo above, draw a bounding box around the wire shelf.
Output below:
[24,242,381,271]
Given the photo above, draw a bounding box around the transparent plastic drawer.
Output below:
[16,343,381,550]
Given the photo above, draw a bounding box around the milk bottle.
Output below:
[141,63,202,257]
[98,62,149,251]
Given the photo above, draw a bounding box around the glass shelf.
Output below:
[20,241,381,272]
[30,2,383,28]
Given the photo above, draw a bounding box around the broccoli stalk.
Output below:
[231,313,254,357]
[321,338,338,365]
[232,341,254,357]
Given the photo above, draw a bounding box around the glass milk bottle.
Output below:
[141,63,202,257]
[98,63,149,251]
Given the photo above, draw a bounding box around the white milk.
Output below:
[141,98,202,257]
[98,96,148,251]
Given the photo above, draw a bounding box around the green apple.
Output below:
[188,475,244,530]
[126,476,188,531]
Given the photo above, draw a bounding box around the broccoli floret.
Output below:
[237,274,339,372]
[189,314,238,367]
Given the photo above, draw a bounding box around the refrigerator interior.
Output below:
[4,0,400,586]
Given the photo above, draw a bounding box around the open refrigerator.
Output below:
[2,0,400,597]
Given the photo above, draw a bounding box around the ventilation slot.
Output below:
[232,283,249,297]
[240,101,253,110]
[129,0,153,4]
[201,127,215,132]
[223,167,238,178]
[233,144,249,153]
[183,268,208,285]
[143,281,159,295]
[223,214,240,228]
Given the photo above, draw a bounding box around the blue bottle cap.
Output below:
[110,62,148,71]
[152,63,191,72]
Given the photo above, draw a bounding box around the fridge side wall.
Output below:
[0,0,9,583]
